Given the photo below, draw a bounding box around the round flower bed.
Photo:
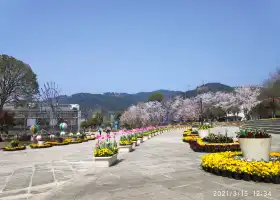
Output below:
[201,151,280,184]
[30,143,53,149]
[188,138,240,152]
[2,146,26,151]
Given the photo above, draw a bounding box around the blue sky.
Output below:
[1,0,279,95]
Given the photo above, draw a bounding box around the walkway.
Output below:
[1,130,280,200]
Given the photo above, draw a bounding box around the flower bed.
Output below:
[2,146,26,151]
[30,143,53,149]
[182,136,198,143]
[70,139,83,144]
[188,138,240,152]
[45,141,70,146]
[183,132,198,137]
[201,151,280,184]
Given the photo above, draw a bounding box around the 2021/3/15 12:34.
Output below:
[213,190,272,197]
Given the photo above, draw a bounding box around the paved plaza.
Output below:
[0,129,280,200]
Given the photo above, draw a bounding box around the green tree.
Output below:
[95,112,103,126]
[80,121,88,131]
[148,92,164,102]
[115,112,122,121]
[87,117,98,129]
[0,55,39,111]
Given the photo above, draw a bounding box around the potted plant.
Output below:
[198,125,211,138]
[237,129,271,162]
[94,137,118,167]
[118,135,133,153]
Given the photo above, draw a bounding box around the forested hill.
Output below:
[59,83,233,113]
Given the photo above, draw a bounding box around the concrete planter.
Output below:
[198,129,209,138]
[72,138,77,142]
[118,144,133,153]
[137,138,143,145]
[94,154,118,167]
[38,141,45,146]
[143,136,148,141]
[148,135,151,139]
[132,141,137,149]
[239,138,271,161]
[90,135,95,139]
[86,135,91,139]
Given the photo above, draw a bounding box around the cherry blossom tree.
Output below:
[177,98,199,121]
[234,86,261,119]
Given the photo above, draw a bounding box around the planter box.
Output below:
[72,138,76,142]
[148,135,151,139]
[90,135,95,139]
[143,136,148,141]
[198,129,209,138]
[38,141,45,146]
[118,144,133,153]
[94,154,118,167]
[192,127,198,131]
[86,135,91,139]
[239,138,271,161]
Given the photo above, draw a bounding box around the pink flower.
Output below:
[95,143,99,147]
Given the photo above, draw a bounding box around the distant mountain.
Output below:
[183,82,234,97]
[59,83,233,114]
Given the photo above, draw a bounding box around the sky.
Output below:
[1,0,280,95]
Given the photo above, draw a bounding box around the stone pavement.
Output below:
[1,129,280,200]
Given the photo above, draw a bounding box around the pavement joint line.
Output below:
[108,188,123,192]
[0,193,32,200]
[171,184,190,189]
[27,166,35,194]
[108,172,120,179]
[51,161,58,186]
[0,171,14,193]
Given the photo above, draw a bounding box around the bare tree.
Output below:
[259,68,280,118]
[40,82,61,132]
